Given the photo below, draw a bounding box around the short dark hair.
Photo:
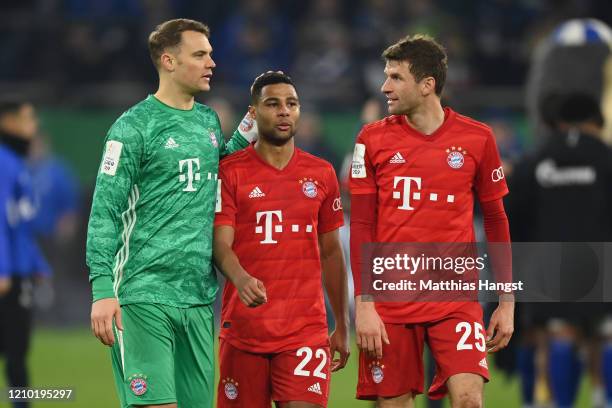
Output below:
[382,34,447,95]
[148,18,210,69]
[540,93,604,129]
[250,71,296,104]
[0,97,27,118]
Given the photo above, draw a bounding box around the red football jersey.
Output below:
[350,108,509,323]
[215,145,344,353]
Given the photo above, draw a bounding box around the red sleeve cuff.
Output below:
[318,220,345,234]
[214,219,235,227]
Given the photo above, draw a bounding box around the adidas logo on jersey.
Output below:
[479,357,488,369]
[248,186,265,198]
[307,382,322,395]
[389,152,406,163]
[165,138,180,149]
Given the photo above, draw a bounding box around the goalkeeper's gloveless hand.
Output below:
[91,297,122,346]
[237,111,258,143]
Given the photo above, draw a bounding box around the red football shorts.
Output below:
[218,339,331,407]
[357,308,490,400]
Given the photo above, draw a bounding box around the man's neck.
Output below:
[154,79,195,110]
[254,138,295,170]
[404,99,445,136]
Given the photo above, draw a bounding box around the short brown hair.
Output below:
[382,34,447,95]
[148,18,210,69]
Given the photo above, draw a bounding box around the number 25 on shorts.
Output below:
[456,322,486,352]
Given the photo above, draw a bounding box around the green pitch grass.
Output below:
[0,328,593,407]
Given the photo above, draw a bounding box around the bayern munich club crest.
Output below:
[209,130,219,148]
[369,361,385,384]
[222,378,239,400]
[128,374,148,396]
[446,146,467,169]
[299,177,319,198]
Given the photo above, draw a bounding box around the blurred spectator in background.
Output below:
[60,0,146,85]
[27,132,80,317]
[0,98,51,408]
[296,110,341,171]
[469,0,538,86]
[526,18,612,146]
[352,0,403,98]
[508,93,612,408]
[481,110,524,178]
[517,18,612,406]
[293,0,361,109]
[213,0,291,93]
[28,133,80,242]
[206,97,237,139]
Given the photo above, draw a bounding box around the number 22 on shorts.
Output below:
[294,347,328,379]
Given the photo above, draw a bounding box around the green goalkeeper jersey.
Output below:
[86,95,248,307]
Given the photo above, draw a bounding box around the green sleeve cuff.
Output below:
[232,130,249,147]
[222,130,249,157]
[91,275,116,302]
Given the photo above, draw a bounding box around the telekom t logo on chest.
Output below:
[179,158,201,192]
[392,176,456,210]
[254,209,315,244]
[393,176,422,210]
[256,210,283,244]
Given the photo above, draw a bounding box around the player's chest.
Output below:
[372,139,478,189]
[143,123,221,191]
[235,175,326,222]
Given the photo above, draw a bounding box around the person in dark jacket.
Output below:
[508,93,612,408]
[0,98,50,408]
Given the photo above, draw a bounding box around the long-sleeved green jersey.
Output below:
[86,95,248,307]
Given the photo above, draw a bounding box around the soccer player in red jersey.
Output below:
[350,35,515,407]
[213,72,350,408]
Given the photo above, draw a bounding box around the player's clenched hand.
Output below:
[329,329,350,372]
[91,297,122,347]
[486,296,514,352]
[355,301,389,359]
[235,273,267,307]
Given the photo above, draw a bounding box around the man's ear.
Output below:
[160,52,176,72]
[248,105,256,119]
[421,77,436,97]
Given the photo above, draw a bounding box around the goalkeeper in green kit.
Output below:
[86,19,256,408]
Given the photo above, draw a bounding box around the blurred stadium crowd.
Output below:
[0,0,609,109]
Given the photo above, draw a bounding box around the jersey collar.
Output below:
[399,107,456,141]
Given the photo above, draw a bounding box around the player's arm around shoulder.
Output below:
[218,110,258,158]
[319,229,351,371]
